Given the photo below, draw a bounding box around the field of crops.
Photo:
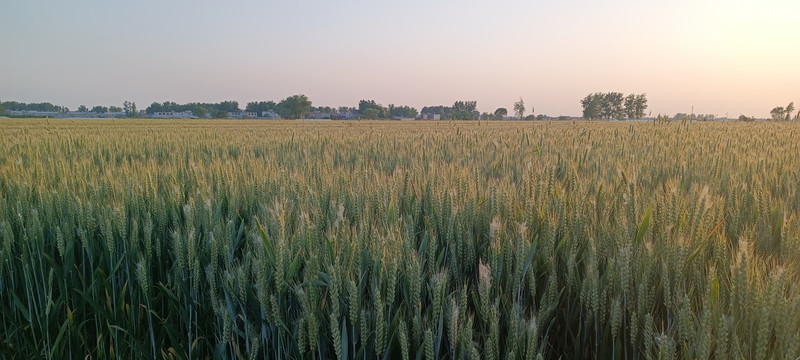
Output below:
[1,119,799,359]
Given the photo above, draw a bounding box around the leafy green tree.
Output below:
[78,105,88,112]
[217,101,240,113]
[2,101,22,111]
[452,101,478,120]
[194,106,208,119]
[624,94,636,119]
[604,92,625,119]
[0,102,5,115]
[123,101,137,117]
[514,98,525,120]
[388,104,418,118]
[145,102,165,114]
[785,102,795,121]
[583,92,646,120]
[362,108,380,120]
[109,106,122,113]
[276,94,312,119]
[493,108,507,120]
[633,94,648,119]
[358,100,389,119]
[91,106,108,113]
[420,105,452,120]
[770,106,785,121]
[246,101,277,114]
[581,93,600,120]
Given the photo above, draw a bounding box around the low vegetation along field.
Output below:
[1,119,799,359]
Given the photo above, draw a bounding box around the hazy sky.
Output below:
[1,0,798,117]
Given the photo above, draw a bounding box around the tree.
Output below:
[493,108,508,120]
[452,101,478,120]
[513,98,525,119]
[362,108,380,120]
[276,94,312,119]
[389,105,418,118]
[358,100,390,119]
[0,102,5,115]
[582,92,647,120]
[785,102,795,121]
[605,92,625,119]
[77,105,88,112]
[770,106,785,121]
[624,94,636,119]
[109,106,122,113]
[146,102,163,114]
[581,93,601,120]
[633,94,648,119]
[123,101,137,117]
[420,105,452,120]
[194,106,208,119]
[217,101,240,113]
[246,101,277,115]
[739,115,755,122]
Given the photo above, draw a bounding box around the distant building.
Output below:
[421,113,441,120]
[227,112,258,119]
[151,111,198,119]
[308,110,331,119]
[9,110,60,117]
[259,110,280,119]
[331,110,358,120]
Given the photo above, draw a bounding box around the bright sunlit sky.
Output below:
[1,0,798,117]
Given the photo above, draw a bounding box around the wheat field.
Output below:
[1,119,798,359]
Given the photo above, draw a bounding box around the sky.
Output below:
[1,0,798,117]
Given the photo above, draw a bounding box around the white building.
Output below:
[227,112,258,119]
[151,111,198,119]
[260,110,280,119]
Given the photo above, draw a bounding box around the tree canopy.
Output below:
[358,100,389,119]
[389,104,418,118]
[123,101,137,118]
[246,101,277,115]
[276,95,312,119]
[452,101,478,120]
[514,98,525,119]
[771,102,796,121]
[493,108,508,120]
[581,92,647,120]
[420,105,452,120]
[1,101,66,112]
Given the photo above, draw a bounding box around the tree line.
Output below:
[0,97,561,120]
[1,101,72,113]
[580,92,648,120]
[6,95,800,121]
[770,102,799,121]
